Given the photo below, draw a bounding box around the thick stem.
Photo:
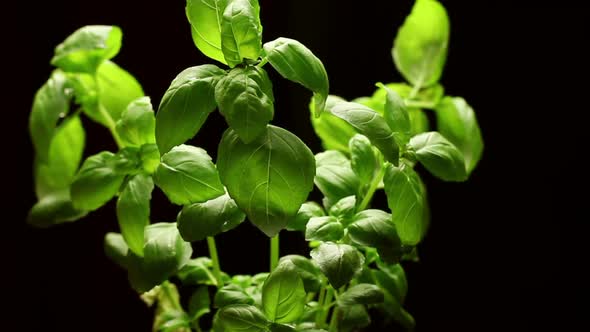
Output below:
[357,164,386,212]
[318,287,335,327]
[207,236,224,289]
[270,235,279,272]
[328,307,338,332]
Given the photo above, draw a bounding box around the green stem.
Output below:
[315,286,327,326]
[319,287,335,326]
[207,236,224,289]
[161,281,182,311]
[256,57,269,68]
[270,235,279,272]
[97,104,124,149]
[328,307,338,332]
[357,164,386,212]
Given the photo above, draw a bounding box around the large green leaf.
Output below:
[116,174,154,256]
[177,192,246,242]
[156,65,225,154]
[314,151,359,207]
[215,66,274,143]
[262,261,306,323]
[220,0,263,67]
[51,25,122,73]
[435,97,483,174]
[410,131,467,181]
[263,38,329,115]
[154,145,225,205]
[217,304,270,332]
[338,284,384,306]
[277,255,322,293]
[185,0,229,64]
[70,151,126,211]
[310,95,356,153]
[393,0,450,88]
[329,102,399,164]
[29,70,72,162]
[95,61,144,123]
[383,164,427,245]
[305,216,344,242]
[217,125,316,237]
[310,243,364,289]
[348,209,402,264]
[115,96,156,147]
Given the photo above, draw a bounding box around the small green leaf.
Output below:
[379,84,411,145]
[334,305,370,332]
[305,216,344,242]
[185,0,229,64]
[116,174,154,256]
[328,195,357,227]
[435,97,483,174]
[115,96,155,147]
[262,261,306,323]
[348,209,402,264]
[286,202,325,232]
[217,304,270,332]
[154,145,225,205]
[393,0,450,88]
[217,126,316,237]
[349,134,380,184]
[338,284,384,306]
[104,232,129,269]
[314,151,359,207]
[139,144,160,174]
[215,66,274,143]
[51,25,122,73]
[29,70,72,162]
[383,164,427,245]
[178,257,217,286]
[220,0,263,67]
[215,284,255,308]
[156,65,225,155]
[188,286,211,320]
[263,38,329,115]
[310,243,364,289]
[277,255,323,293]
[329,102,399,164]
[28,190,88,228]
[310,95,356,152]
[410,131,467,181]
[71,151,126,211]
[178,192,246,242]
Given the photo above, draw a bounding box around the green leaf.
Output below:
[70,151,126,211]
[410,131,467,181]
[95,61,144,122]
[310,243,364,289]
[286,202,325,232]
[314,151,359,207]
[376,262,408,304]
[379,84,411,145]
[156,65,225,155]
[178,192,246,242]
[338,284,384,306]
[277,255,323,293]
[328,195,357,227]
[34,115,85,197]
[104,232,129,269]
[29,70,72,162]
[217,125,315,237]
[142,223,193,289]
[115,96,155,147]
[215,66,274,143]
[185,0,229,64]
[51,25,122,73]
[116,174,154,256]
[305,216,344,242]
[215,284,255,308]
[270,323,296,332]
[310,95,356,152]
[409,108,430,135]
[349,134,380,185]
[435,97,483,174]
[217,304,270,332]
[334,305,370,332]
[329,102,399,164]
[28,190,88,228]
[220,0,263,67]
[393,0,450,88]
[367,265,415,329]
[140,144,160,174]
[178,257,217,286]
[154,145,225,205]
[262,261,306,323]
[263,38,329,115]
[348,209,402,264]
[383,164,427,245]
[189,286,211,320]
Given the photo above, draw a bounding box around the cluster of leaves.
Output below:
[28,0,483,331]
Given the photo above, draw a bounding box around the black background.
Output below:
[8,1,586,331]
